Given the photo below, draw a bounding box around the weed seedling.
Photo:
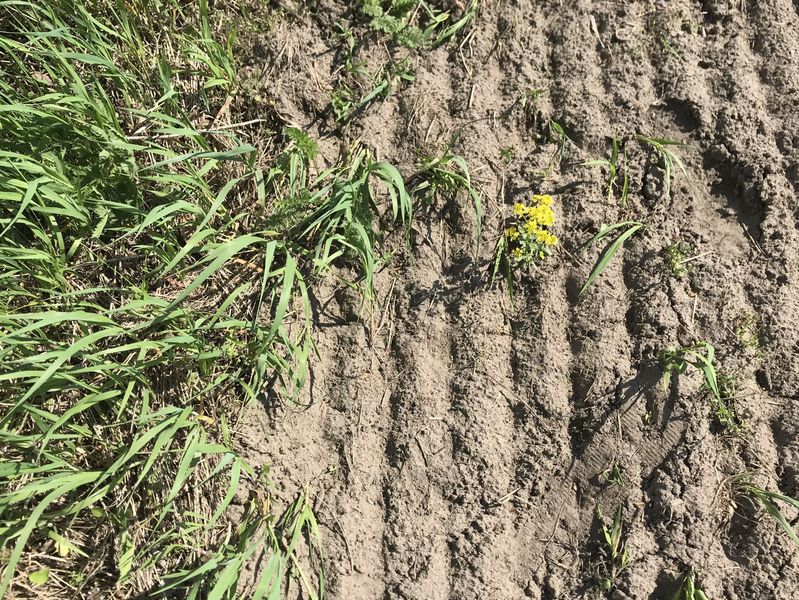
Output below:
[664,240,697,280]
[735,312,762,355]
[660,342,742,432]
[579,221,644,296]
[598,507,629,590]
[734,479,799,547]
[637,134,688,198]
[499,146,516,165]
[582,137,629,206]
[360,0,478,49]
[541,120,576,176]
[600,461,625,487]
[671,571,709,600]
[411,135,483,244]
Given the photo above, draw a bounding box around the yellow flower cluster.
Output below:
[505,194,558,265]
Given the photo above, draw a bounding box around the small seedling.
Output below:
[664,240,696,280]
[521,87,545,108]
[734,479,799,547]
[582,137,629,206]
[671,571,709,600]
[332,60,415,124]
[637,134,688,198]
[735,312,762,354]
[600,461,625,487]
[579,221,644,296]
[541,120,576,176]
[499,146,515,164]
[598,507,629,590]
[660,342,742,432]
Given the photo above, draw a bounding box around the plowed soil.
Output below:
[237,1,799,598]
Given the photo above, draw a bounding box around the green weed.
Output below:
[332,59,415,125]
[735,312,762,354]
[0,0,420,595]
[580,221,644,296]
[411,137,483,245]
[671,571,709,600]
[360,0,478,49]
[597,507,629,591]
[600,461,625,487]
[540,120,576,177]
[735,479,799,548]
[582,137,629,206]
[664,240,697,280]
[660,343,742,432]
[637,134,688,199]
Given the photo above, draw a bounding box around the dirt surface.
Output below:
[236,1,799,598]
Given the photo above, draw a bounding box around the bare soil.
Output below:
[236,1,799,598]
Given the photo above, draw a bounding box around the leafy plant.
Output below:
[637,134,688,198]
[664,240,697,280]
[735,312,762,354]
[598,507,629,590]
[671,571,709,600]
[359,0,478,49]
[411,138,483,245]
[505,195,558,266]
[660,342,742,432]
[579,221,644,296]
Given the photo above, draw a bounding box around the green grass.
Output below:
[637,134,688,199]
[671,571,708,600]
[579,221,644,296]
[597,506,629,591]
[0,1,426,596]
[734,479,799,548]
[582,137,629,206]
[411,136,483,247]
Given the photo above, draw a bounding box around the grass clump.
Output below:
[0,0,422,596]
[331,59,415,125]
[411,138,483,245]
[734,479,799,548]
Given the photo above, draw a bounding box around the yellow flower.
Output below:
[506,226,520,240]
[524,220,540,235]
[513,203,527,216]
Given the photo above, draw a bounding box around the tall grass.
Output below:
[0,1,418,596]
